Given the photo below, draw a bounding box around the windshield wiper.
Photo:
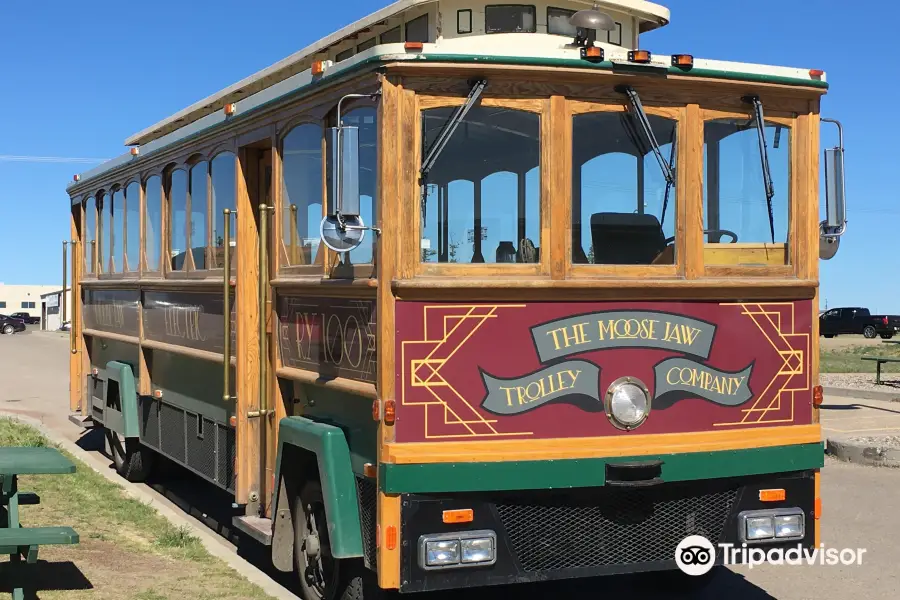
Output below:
[617,85,675,187]
[419,79,487,221]
[744,95,776,243]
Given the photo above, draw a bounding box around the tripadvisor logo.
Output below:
[674,535,867,575]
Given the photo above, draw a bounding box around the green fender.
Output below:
[273,417,363,559]
[104,361,140,439]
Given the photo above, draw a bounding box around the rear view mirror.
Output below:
[820,118,846,260]
[320,92,381,253]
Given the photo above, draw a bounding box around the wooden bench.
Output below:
[861,356,900,385]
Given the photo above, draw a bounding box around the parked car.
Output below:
[0,314,26,335]
[9,312,40,325]
[819,307,900,339]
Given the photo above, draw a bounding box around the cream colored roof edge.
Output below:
[123,0,670,147]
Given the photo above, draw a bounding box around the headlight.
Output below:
[605,377,651,430]
[739,509,805,543]
[418,530,496,570]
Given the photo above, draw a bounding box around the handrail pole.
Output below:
[70,241,78,354]
[223,209,234,402]
[62,240,68,331]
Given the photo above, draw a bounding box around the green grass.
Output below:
[0,418,272,600]
[821,344,900,373]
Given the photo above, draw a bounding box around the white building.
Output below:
[40,288,73,331]
[0,284,59,321]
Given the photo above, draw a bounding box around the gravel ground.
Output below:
[846,435,900,449]
[821,372,900,392]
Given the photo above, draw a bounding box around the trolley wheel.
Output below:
[293,480,380,600]
[863,325,877,339]
[105,428,154,482]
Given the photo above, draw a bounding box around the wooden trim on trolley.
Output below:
[141,338,236,366]
[383,424,823,464]
[276,366,377,399]
[82,328,140,345]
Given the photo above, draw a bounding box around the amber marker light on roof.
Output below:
[73,174,81,182]
[580,45,604,63]
[405,41,424,51]
[224,103,236,116]
[759,489,786,502]
[130,147,140,156]
[311,61,326,76]
[628,49,652,63]
[809,69,824,79]
[671,54,693,68]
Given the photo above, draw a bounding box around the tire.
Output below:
[105,428,154,482]
[293,480,381,600]
[2,324,14,335]
[881,333,894,340]
[863,326,877,339]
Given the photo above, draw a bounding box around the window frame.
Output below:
[143,174,164,277]
[568,100,685,279]
[82,195,98,278]
[457,9,473,34]
[700,107,797,278]
[414,95,549,278]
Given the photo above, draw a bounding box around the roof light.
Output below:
[809,69,824,79]
[130,147,140,156]
[628,49,652,63]
[580,45,604,63]
[311,60,327,76]
[405,41,424,51]
[671,54,693,68]
[224,103,236,116]
[73,174,81,182]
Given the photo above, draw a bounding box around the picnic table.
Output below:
[0,447,79,600]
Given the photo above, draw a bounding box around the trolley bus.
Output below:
[64,0,847,597]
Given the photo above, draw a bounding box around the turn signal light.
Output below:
[628,49,652,63]
[153,389,164,399]
[759,489,786,502]
[814,497,822,519]
[363,463,377,478]
[671,54,693,68]
[385,525,398,550]
[580,45,604,63]
[372,399,380,421]
[229,415,237,427]
[813,385,824,407]
[443,509,474,524]
[384,400,396,425]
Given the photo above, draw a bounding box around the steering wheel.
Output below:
[663,229,739,245]
[705,229,738,243]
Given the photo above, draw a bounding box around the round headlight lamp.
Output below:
[605,377,651,430]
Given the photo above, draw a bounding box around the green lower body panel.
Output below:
[379,443,824,494]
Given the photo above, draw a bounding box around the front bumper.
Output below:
[399,470,815,593]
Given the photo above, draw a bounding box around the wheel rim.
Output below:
[300,500,337,599]
[3,326,12,334]
[865,327,876,338]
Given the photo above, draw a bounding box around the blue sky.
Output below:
[1,1,895,311]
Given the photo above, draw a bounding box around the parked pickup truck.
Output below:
[9,312,39,325]
[820,307,900,339]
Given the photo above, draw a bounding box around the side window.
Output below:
[84,196,96,275]
[125,182,141,271]
[168,170,188,271]
[703,118,791,266]
[328,107,378,266]
[572,111,677,266]
[211,152,237,269]
[97,191,108,273]
[111,187,125,273]
[420,106,540,264]
[190,161,209,269]
[282,124,323,268]
[405,14,429,42]
[145,176,163,272]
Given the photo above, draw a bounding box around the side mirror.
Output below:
[820,118,846,260]
[321,124,366,252]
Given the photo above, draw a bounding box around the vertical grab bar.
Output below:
[257,204,271,418]
[69,240,78,354]
[62,240,68,334]
[223,209,235,402]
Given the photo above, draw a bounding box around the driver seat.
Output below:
[590,212,667,265]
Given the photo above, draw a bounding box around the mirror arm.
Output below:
[617,85,675,187]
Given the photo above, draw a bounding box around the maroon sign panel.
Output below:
[394,300,813,443]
